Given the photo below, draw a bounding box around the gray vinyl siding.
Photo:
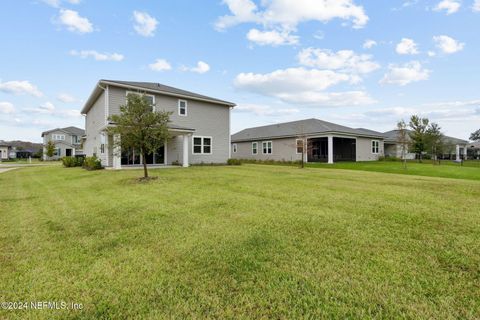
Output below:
[106,85,230,165]
[84,90,107,164]
[42,130,81,160]
[356,137,384,161]
[232,137,301,161]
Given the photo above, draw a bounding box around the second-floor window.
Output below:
[52,134,65,141]
[126,91,155,112]
[178,100,187,116]
[72,135,79,144]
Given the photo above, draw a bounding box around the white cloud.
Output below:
[433,35,464,54]
[427,51,436,57]
[23,101,81,118]
[297,48,380,74]
[246,29,299,46]
[149,59,172,72]
[380,61,430,86]
[235,104,299,116]
[434,0,461,14]
[474,0,480,11]
[363,39,377,49]
[234,67,375,106]
[133,11,158,37]
[0,102,15,114]
[70,50,124,61]
[57,9,93,34]
[42,0,81,7]
[180,61,211,74]
[0,80,43,97]
[57,93,76,103]
[395,38,419,55]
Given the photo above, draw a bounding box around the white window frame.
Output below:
[192,136,212,155]
[178,99,188,116]
[262,141,272,154]
[252,142,258,155]
[126,91,156,111]
[232,143,237,153]
[296,139,304,154]
[52,134,65,141]
[371,140,380,154]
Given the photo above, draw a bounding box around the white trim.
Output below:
[192,136,213,155]
[371,140,380,154]
[252,142,258,155]
[105,85,109,125]
[52,134,65,141]
[327,135,333,164]
[232,143,237,153]
[126,90,156,111]
[295,139,304,154]
[228,107,232,158]
[178,99,187,116]
[262,141,272,154]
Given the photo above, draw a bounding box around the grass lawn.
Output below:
[307,160,480,181]
[1,165,479,319]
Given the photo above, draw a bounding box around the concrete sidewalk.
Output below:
[0,168,18,174]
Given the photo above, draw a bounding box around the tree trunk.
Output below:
[142,150,148,178]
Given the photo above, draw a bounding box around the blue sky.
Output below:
[1,0,479,142]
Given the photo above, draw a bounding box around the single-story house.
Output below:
[383,130,469,160]
[81,80,236,168]
[231,118,386,163]
[42,126,85,160]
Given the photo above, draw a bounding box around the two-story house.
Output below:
[80,80,235,168]
[41,126,85,160]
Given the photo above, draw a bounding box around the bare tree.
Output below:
[396,120,409,169]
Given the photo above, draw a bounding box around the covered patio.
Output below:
[306,136,356,163]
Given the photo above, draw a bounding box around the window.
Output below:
[126,91,155,111]
[232,143,237,153]
[55,148,61,156]
[252,142,258,155]
[296,139,304,154]
[178,100,187,116]
[262,141,272,154]
[52,134,65,141]
[72,135,79,144]
[100,134,106,154]
[372,140,379,154]
[192,136,212,154]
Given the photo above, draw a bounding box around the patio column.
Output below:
[328,135,334,164]
[455,144,460,160]
[464,146,468,160]
[113,134,121,169]
[183,134,189,167]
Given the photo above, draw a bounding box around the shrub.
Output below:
[62,156,85,168]
[227,158,242,165]
[82,156,103,170]
[171,160,180,166]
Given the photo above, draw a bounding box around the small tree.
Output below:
[45,140,56,159]
[107,93,171,179]
[408,115,429,162]
[396,120,409,169]
[425,122,444,164]
[470,129,480,141]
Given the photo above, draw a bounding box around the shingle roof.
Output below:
[231,118,385,142]
[382,129,468,145]
[41,126,85,137]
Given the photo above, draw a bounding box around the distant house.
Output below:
[468,141,480,160]
[0,144,13,160]
[81,80,235,169]
[383,130,469,160]
[41,126,85,160]
[231,118,385,163]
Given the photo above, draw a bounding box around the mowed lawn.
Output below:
[1,165,479,319]
[307,160,480,181]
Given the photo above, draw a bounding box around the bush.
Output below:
[227,158,242,165]
[82,156,103,170]
[232,159,301,166]
[62,156,85,168]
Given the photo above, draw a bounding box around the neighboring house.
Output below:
[231,118,385,163]
[42,126,85,160]
[467,141,480,159]
[0,144,13,160]
[81,80,235,168]
[383,130,469,160]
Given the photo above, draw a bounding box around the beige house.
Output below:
[42,127,85,160]
[231,119,385,163]
[0,144,13,160]
[81,80,235,168]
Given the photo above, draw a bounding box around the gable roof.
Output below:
[231,118,385,142]
[81,79,236,114]
[383,129,468,145]
[41,126,85,137]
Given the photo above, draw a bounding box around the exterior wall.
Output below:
[0,146,9,159]
[385,143,415,159]
[84,90,107,164]
[100,86,231,165]
[232,137,301,162]
[356,137,384,161]
[42,130,81,160]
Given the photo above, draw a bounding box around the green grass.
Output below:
[306,160,480,181]
[1,165,479,319]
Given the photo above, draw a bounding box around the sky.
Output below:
[0,0,479,143]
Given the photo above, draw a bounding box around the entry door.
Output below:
[66,149,72,157]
